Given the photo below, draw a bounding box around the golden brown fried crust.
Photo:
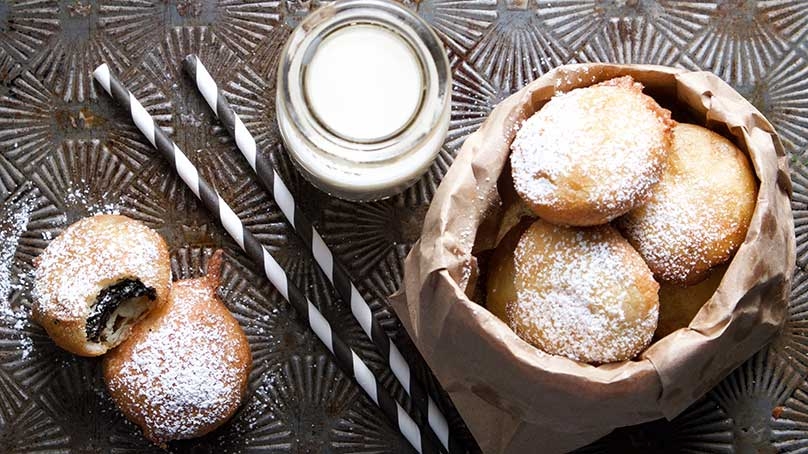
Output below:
[617,123,757,286]
[487,219,659,364]
[510,76,674,226]
[103,251,251,446]
[32,214,170,357]
[486,220,530,323]
[655,264,728,340]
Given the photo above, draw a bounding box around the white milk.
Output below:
[304,24,423,143]
[276,0,451,200]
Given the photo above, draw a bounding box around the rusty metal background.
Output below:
[0,1,807,453]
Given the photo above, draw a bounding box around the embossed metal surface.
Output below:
[0,1,806,453]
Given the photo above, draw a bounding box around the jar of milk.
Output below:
[276,0,451,201]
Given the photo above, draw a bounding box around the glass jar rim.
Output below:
[276,0,451,168]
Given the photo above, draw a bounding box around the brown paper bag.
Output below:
[392,64,795,453]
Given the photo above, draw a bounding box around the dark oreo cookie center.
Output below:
[86,279,156,342]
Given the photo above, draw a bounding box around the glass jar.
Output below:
[276,0,451,201]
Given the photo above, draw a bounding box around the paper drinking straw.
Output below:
[93,63,445,454]
[182,54,460,454]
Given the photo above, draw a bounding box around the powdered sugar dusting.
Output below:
[617,124,756,284]
[0,190,35,305]
[0,298,33,360]
[64,186,121,215]
[510,76,672,223]
[106,279,250,442]
[621,184,736,283]
[0,189,39,361]
[34,215,166,320]
[511,222,658,363]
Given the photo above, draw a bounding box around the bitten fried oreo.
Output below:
[487,219,659,364]
[510,76,673,226]
[617,123,757,285]
[33,214,170,357]
[103,251,251,446]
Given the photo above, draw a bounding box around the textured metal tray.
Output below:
[0,1,806,452]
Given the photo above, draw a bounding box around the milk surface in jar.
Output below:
[304,24,424,143]
[276,0,451,201]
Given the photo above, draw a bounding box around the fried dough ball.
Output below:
[487,220,531,322]
[487,219,659,364]
[655,265,728,340]
[510,76,674,226]
[103,251,252,446]
[617,123,757,285]
[33,214,170,357]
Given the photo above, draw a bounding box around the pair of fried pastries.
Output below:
[33,214,251,445]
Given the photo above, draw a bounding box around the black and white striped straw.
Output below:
[181,54,462,454]
[93,63,445,454]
